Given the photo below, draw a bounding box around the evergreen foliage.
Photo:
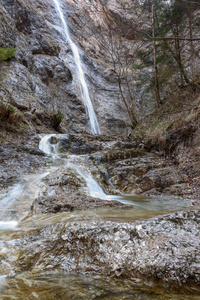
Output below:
[80,0,200,120]
[135,0,200,103]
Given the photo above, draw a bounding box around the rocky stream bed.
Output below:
[0,133,199,299]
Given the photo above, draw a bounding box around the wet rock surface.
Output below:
[48,134,103,154]
[32,193,123,214]
[2,271,200,300]
[1,210,199,288]
[0,134,46,188]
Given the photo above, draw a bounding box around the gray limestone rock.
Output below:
[1,210,199,287]
[0,0,130,135]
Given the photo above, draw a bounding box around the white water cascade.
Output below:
[0,172,50,231]
[39,135,193,211]
[39,134,59,156]
[52,0,101,135]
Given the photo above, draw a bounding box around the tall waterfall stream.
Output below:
[52,0,101,135]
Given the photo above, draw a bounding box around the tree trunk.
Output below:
[188,1,195,81]
[175,21,189,85]
[117,75,137,128]
[152,1,161,107]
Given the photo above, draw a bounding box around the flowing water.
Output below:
[39,134,193,213]
[1,271,200,300]
[52,0,101,135]
[0,172,50,229]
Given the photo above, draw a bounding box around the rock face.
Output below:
[106,154,185,195]
[0,136,46,188]
[1,210,199,287]
[0,0,130,135]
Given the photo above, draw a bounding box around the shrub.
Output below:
[0,47,17,62]
[0,101,23,124]
[52,112,64,131]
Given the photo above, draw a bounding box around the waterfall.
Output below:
[39,134,59,156]
[52,0,101,135]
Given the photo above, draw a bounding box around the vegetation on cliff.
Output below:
[0,47,16,62]
[68,0,200,188]
[75,0,200,127]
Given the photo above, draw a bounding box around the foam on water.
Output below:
[0,221,18,231]
[0,275,6,289]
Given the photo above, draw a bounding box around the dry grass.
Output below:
[0,100,23,125]
[132,84,200,179]
[133,84,200,149]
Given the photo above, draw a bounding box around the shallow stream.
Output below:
[1,271,200,300]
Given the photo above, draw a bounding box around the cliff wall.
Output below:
[0,0,131,135]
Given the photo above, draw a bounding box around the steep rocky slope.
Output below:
[0,0,130,136]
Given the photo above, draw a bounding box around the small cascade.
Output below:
[0,172,50,231]
[69,163,151,209]
[0,182,23,230]
[0,221,18,231]
[39,135,115,200]
[69,163,107,199]
[52,0,101,135]
[39,134,59,156]
[39,135,110,199]
[39,135,193,212]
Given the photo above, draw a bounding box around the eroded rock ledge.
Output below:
[1,210,199,287]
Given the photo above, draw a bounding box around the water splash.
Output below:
[0,221,18,231]
[0,172,50,230]
[0,275,6,291]
[39,134,59,156]
[52,0,101,135]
